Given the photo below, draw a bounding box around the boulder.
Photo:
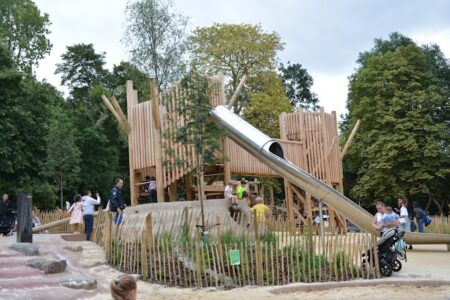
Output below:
[9,243,39,256]
[59,277,97,290]
[63,245,83,252]
[27,258,67,274]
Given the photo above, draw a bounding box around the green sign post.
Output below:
[229,249,240,266]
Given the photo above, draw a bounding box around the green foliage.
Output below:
[170,72,225,176]
[124,0,188,89]
[243,72,292,138]
[191,23,284,113]
[343,35,449,209]
[279,62,319,111]
[41,104,81,208]
[55,43,109,107]
[0,0,52,72]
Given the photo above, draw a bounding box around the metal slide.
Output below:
[211,105,450,245]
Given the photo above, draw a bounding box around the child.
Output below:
[149,176,157,203]
[110,274,137,300]
[250,197,270,223]
[380,206,399,229]
[224,182,238,209]
[82,189,101,241]
[68,194,83,234]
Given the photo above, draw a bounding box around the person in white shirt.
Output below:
[397,195,411,232]
[373,201,399,234]
[82,189,101,241]
[224,182,238,209]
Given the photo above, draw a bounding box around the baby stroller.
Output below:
[0,208,16,236]
[362,228,406,277]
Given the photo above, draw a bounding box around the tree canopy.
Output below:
[0,0,52,72]
[343,35,449,212]
[124,0,188,89]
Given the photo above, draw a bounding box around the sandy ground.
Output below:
[1,234,450,300]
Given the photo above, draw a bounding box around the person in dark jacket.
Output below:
[110,178,125,225]
[0,193,14,236]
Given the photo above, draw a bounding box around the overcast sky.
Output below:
[34,0,450,118]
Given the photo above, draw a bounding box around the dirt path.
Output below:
[1,235,449,300]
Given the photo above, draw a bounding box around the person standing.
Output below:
[413,202,426,233]
[149,176,157,203]
[397,195,411,232]
[82,189,101,241]
[0,193,14,236]
[68,194,83,233]
[110,178,125,225]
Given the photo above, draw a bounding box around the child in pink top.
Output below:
[68,194,83,233]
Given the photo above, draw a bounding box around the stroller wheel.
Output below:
[379,261,393,277]
[392,259,402,272]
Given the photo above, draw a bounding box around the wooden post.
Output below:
[340,119,361,159]
[223,138,231,186]
[149,79,165,203]
[168,182,177,202]
[104,212,112,261]
[126,81,138,206]
[185,173,193,201]
[227,75,247,110]
[319,107,335,230]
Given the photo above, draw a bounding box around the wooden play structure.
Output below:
[101,75,347,231]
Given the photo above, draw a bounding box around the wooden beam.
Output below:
[340,119,361,159]
[126,81,138,206]
[101,95,130,134]
[110,96,131,133]
[226,75,246,110]
[149,79,165,203]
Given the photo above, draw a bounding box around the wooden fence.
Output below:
[99,209,380,288]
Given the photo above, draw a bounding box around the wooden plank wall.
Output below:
[127,75,343,196]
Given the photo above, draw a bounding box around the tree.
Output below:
[41,105,81,208]
[168,72,225,234]
[0,43,62,208]
[124,0,188,89]
[191,23,284,113]
[279,62,319,111]
[55,43,109,107]
[0,0,52,71]
[243,72,292,137]
[343,43,449,211]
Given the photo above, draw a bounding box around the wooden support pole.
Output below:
[340,119,361,159]
[110,96,131,133]
[227,75,246,110]
[104,212,112,261]
[168,181,177,202]
[223,139,231,186]
[17,194,32,243]
[101,95,130,134]
[319,107,335,230]
[126,81,138,206]
[149,79,165,203]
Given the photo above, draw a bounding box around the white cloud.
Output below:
[310,70,350,119]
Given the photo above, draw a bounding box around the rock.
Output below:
[9,243,39,256]
[59,277,97,290]
[27,258,67,274]
[63,245,83,252]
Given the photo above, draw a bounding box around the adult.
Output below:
[82,189,101,240]
[413,202,426,233]
[0,193,14,236]
[110,274,137,300]
[110,178,125,225]
[397,195,411,232]
[372,201,399,234]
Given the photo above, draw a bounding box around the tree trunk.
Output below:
[196,152,206,235]
[425,189,433,212]
[60,176,63,209]
[432,198,444,216]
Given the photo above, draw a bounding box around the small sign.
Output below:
[229,249,240,266]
